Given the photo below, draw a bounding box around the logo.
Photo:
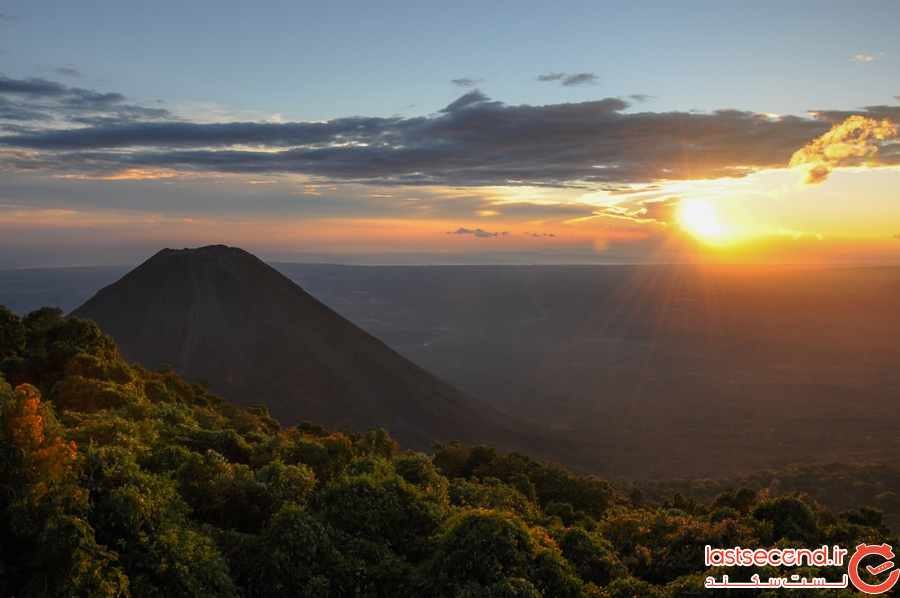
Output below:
[847,543,900,595]
[703,543,900,593]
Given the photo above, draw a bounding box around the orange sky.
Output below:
[2,91,899,267]
[5,161,900,266]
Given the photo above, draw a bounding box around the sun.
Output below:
[677,198,728,243]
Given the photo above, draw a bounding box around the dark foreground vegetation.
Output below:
[0,306,893,596]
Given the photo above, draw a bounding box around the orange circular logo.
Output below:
[848,543,900,595]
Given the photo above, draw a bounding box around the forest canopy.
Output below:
[0,305,894,597]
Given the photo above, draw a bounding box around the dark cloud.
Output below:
[537,72,566,82]
[62,90,126,109]
[808,105,900,124]
[441,90,491,113]
[3,88,881,188]
[54,67,82,78]
[3,118,403,149]
[0,74,173,127]
[451,78,483,88]
[561,73,598,86]
[447,227,509,238]
[538,72,598,86]
[628,94,654,103]
[0,96,50,121]
[0,76,68,96]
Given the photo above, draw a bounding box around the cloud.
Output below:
[808,104,900,122]
[451,78,483,88]
[537,72,598,86]
[8,86,897,189]
[537,72,565,82]
[0,119,397,148]
[635,198,681,223]
[479,202,592,220]
[852,53,878,63]
[628,94,654,103]
[561,73,598,87]
[54,66,82,78]
[0,165,601,226]
[0,74,171,126]
[789,115,897,184]
[0,13,17,22]
[55,167,182,181]
[594,196,681,225]
[447,227,509,238]
[526,232,557,238]
[0,96,50,121]
[441,89,492,112]
[0,76,69,96]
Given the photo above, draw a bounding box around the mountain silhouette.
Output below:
[72,245,524,449]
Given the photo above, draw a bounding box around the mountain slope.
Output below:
[71,245,521,449]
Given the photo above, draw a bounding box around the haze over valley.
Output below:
[5,260,898,478]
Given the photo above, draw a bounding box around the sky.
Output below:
[1,0,899,267]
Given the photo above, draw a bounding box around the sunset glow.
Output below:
[677,198,729,244]
[1,3,899,267]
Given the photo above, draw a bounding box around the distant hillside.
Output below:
[71,245,527,451]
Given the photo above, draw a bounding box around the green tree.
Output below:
[752,496,819,543]
[320,470,446,560]
[253,503,341,597]
[0,306,25,359]
[559,527,626,586]
[426,510,535,593]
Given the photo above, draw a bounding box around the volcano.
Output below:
[72,245,524,449]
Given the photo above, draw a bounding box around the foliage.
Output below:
[0,306,895,596]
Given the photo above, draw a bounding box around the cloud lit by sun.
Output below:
[789,116,897,185]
